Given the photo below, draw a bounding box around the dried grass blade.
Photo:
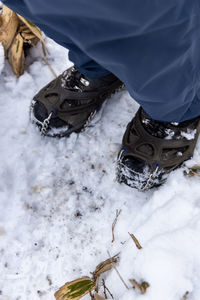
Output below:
[107,251,129,290]
[128,232,142,249]
[112,209,121,243]
[181,291,189,300]
[93,255,119,279]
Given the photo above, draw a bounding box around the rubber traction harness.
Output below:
[117,108,200,191]
[30,67,123,137]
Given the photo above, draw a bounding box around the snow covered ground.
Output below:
[1,37,200,300]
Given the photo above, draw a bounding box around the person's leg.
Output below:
[2,0,110,78]
[3,0,200,188]
[19,0,200,190]
[4,0,200,122]
[68,48,110,78]
[3,0,122,138]
[4,0,199,123]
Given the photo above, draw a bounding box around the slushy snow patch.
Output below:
[1,37,200,300]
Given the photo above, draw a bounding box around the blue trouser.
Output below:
[3,0,200,122]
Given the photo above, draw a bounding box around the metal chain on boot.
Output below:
[40,112,53,136]
[140,166,160,191]
[83,110,97,130]
[117,149,161,191]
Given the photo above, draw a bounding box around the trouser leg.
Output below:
[2,0,110,78]
[3,0,200,122]
[68,47,110,78]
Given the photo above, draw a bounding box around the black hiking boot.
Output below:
[117,107,200,191]
[30,66,123,137]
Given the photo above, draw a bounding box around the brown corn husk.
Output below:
[0,5,19,55]
[17,15,46,53]
[0,4,46,77]
[19,24,36,40]
[8,32,24,76]
[93,255,119,279]
[18,15,44,42]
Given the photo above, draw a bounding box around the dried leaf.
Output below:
[17,14,46,52]
[181,291,189,300]
[21,31,36,41]
[8,32,24,76]
[128,232,142,249]
[185,164,200,177]
[0,5,19,52]
[0,5,50,77]
[93,255,119,279]
[94,293,106,300]
[19,25,40,47]
[129,279,149,294]
[54,277,95,300]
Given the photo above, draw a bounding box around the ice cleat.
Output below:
[117,107,200,191]
[30,66,123,137]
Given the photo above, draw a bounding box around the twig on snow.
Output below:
[102,279,107,299]
[181,291,189,300]
[112,209,122,243]
[128,232,142,250]
[102,279,114,299]
[28,40,57,79]
[107,251,129,290]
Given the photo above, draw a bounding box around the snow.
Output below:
[0,43,4,75]
[1,37,200,300]
[181,129,197,140]
[164,128,175,140]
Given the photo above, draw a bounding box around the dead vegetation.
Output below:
[54,255,119,300]
[0,5,57,77]
[129,279,149,294]
[185,164,200,177]
[54,211,148,300]
[111,209,121,243]
[128,232,142,250]
[181,291,189,300]
[54,251,150,299]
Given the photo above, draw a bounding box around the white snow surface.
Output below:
[0,43,4,75]
[1,38,200,300]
